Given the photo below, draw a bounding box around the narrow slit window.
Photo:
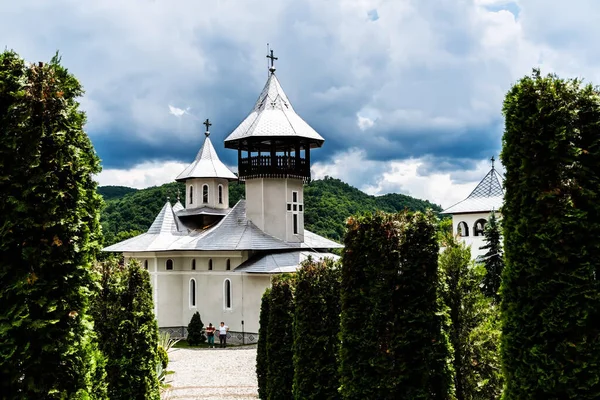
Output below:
[292,191,298,202]
[189,185,193,204]
[166,259,173,270]
[190,279,196,307]
[293,214,298,235]
[144,260,148,270]
[191,259,196,270]
[208,259,213,271]
[203,184,209,203]
[224,279,232,309]
[218,184,223,204]
[226,259,231,271]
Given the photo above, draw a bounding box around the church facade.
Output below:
[441,163,504,259]
[104,56,342,342]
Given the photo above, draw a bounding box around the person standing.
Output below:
[206,323,216,348]
[218,322,229,348]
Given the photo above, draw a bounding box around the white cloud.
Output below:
[96,161,188,189]
[168,105,188,117]
[313,149,496,208]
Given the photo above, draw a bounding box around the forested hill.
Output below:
[99,177,441,244]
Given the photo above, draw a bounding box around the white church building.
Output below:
[441,162,504,259]
[104,55,342,342]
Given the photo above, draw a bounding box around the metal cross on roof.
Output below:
[267,49,278,71]
[203,118,212,137]
[491,155,495,169]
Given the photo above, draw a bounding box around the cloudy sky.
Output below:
[1,0,596,208]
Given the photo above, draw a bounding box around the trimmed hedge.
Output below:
[266,274,296,400]
[500,69,600,398]
[292,258,341,400]
[340,211,451,399]
[257,288,272,400]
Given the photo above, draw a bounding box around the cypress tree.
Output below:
[91,260,160,400]
[500,69,600,398]
[0,51,107,398]
[257,288,271,400]
[266,274,295,400]
[292,258,341,400]
[479,211,504,303]
[187,312,206,346]
[340,211,451,399]
[439,236,501,399]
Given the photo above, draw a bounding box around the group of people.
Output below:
[205,322,229,348]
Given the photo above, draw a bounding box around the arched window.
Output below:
[203,184,209,203]
[191,259,196,270]
[226,259,231,271]
[189,279,196,307]
[208,259,213,271]
[144,260,148,270]
[223,279,232,309]
[218,184,224,204]
[474,219,487,237]
[457,221,469,237]
[166,259,173,270]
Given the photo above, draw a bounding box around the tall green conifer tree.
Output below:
[292,258,341,400]
[439,236,502,399]
[266,274,295,400]
[501,69,600,398]
[256,288,271,400]
[0,51,106,398]
[340,212,451,400]
[479,211,504,303]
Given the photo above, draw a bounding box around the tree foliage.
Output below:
[187,312,206,346]
[91,259,160,400]
[339,211,451,399]
[266,274,296,400]
[292,258,341,400]
[500,69,600,398]
[479,211,504,303]
[98,177,441,244]
[0,50,107,398]
[439,236,502,399]
[257,288,271,400]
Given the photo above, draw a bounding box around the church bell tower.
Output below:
[224,50,324,243]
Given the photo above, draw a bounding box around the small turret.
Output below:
[176,119,237,211]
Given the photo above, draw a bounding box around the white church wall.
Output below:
[186,178,229,210]
[452,212,501,260]
[246,177,304,242]
[124,252,274,335]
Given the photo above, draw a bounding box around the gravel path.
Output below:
[162,346,258,400]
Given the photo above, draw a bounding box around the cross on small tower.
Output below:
[491,156,495,169]
[267,49,278,72]
[203,118,212,137]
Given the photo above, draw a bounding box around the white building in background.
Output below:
[441,162,504,259]
[103,53,342,342]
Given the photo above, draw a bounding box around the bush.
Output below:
[187,312,206,346]
[157,346,168,369]
[266,274,296,400]
[257,288,271,400]
[292,258,341,400]
[0,51,107,398]
[340,211,451,399]
[500,69,600,398]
